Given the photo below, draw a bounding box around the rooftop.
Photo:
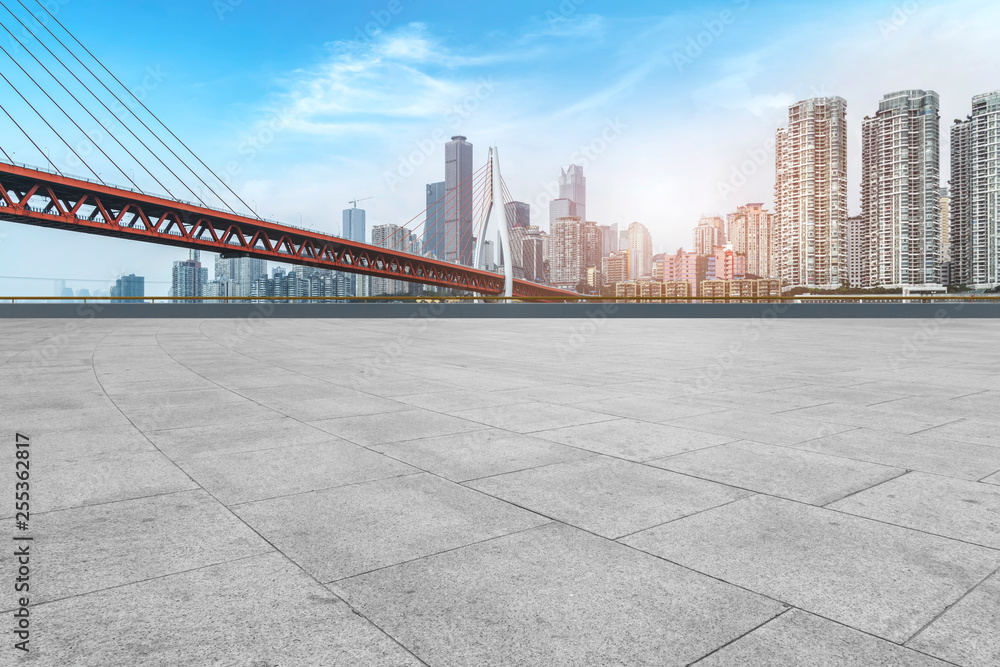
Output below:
[2,317,999,666]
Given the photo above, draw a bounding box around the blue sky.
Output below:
[1,0,999,294]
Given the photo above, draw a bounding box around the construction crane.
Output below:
[349,197,372,209]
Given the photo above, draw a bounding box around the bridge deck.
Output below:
[2,317,998,666]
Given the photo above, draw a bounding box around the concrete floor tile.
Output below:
[920,419,1000,448]
[782,403,959,435]
[829,472,1000,548]
[122,400,284,432]
[468,456,752,538]
[570,395,723,423]
[0,450,196,516]
[652,441,904,505]
[266,394,412,421]
[25,553,424,667]
[908,572,1000,667]
[310,409,488,446]
[32,490,270,603]
[768,385,912,407]
[233,473,547,581]
[452,402,617,433]
[146,416,332,458]
[1,405,133,433]
[795,429,1000,480]
[530,418,738,461]
[622,495,1000,642]
[178,440,418,505]
[669,409,856,445]
[333,523,785,667]
[375,428,593,482]
[694,610,951,666]
[393,388,533,413]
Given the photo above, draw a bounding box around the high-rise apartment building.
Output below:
[694,216,726,256]
[549,217,601,287]
[627,221,652,279]
[371,224,415,296]
[940,187,951,265]
[775,96,848,289]
[844,215,868,288]
[444,136,474,265]
[676,251,709,295]
[559,164,586,223]
[171,249,207,300]
[950,91,1000,288]
[728,204,775,278]
[860,90,941,287]
[602,251,630,285]
[111,274,144,302]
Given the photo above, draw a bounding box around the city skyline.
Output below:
[1,0,1000,294]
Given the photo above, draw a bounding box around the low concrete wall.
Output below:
[1,302,997,319]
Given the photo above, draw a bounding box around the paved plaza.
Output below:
[1,315,999,666]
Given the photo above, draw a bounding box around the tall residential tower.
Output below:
[950,91,1000,288]
[775,96,848,289]
[860,90,941,287]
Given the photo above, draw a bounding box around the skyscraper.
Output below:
[598,223,618,258]
[728,204,775,278]
[504,200,530,277]
[444,135,474,265]
[423,181,447,260]
[341,204,367,296]
[559,164,586,222]
[522,226,548,283]
[342,206,366,243]
[548,198,578,228]
[627,222,653,279]
[775,96,848,289]
[860,90,941,287]
[950,91,1000,288]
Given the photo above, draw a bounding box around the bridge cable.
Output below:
[410,163,487,260]
[32,0,260,218]
[0,70,99,181]
[0,9,173,197]
[402,163,489,258]
[0,100,56,171]
[0,132,14,162]
[2,1,207,204]
[19,0,239,215]
[422,164,489,262]
[0,39,136,187]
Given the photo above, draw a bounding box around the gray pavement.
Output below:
[1,317,999,666]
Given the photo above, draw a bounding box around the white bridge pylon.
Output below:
[473,146,514,299]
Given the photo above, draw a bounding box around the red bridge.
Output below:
[0,161,568,299]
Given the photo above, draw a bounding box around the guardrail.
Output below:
[5,295,1000,304]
